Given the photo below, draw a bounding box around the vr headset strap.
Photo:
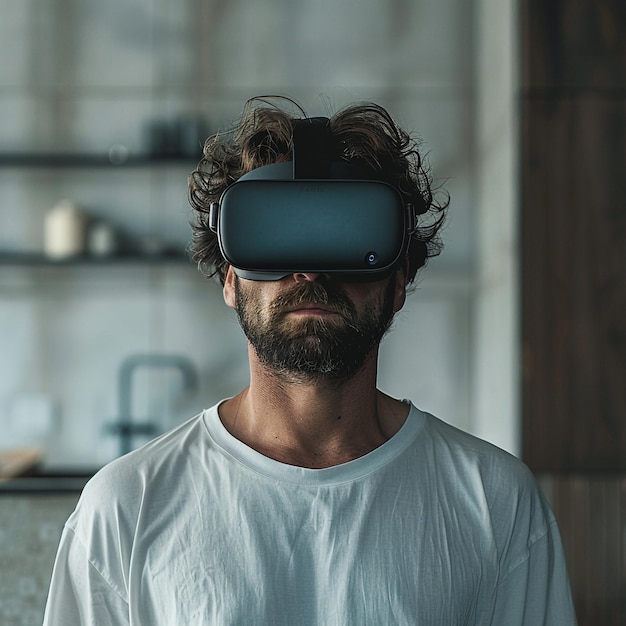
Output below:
[292,117,331,180]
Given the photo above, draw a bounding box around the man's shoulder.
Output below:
[73,411,210,522]
[416,409,542,502]
[416,409,555,535]
[421,411,526,468]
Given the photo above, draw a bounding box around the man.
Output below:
[44,97,576,624]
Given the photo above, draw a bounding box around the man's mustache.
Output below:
[269,281,356,319]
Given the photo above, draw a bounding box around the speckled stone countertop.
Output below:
[0,494,79,626]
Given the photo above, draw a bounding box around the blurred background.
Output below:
[0,0,624,624]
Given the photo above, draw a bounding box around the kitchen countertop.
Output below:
[0,469,96,494]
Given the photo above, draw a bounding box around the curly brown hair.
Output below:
[188,96,448,285]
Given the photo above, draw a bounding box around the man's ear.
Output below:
[223,265,237,309]
[392,258,408,313]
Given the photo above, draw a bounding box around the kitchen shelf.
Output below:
[0,252,192,266]
[0,153,200,168]
[0,153,198,269]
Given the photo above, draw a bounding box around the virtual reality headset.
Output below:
[209,117,416,281]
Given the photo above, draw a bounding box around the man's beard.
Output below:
[234,276,397,386]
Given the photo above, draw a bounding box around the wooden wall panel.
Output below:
[521,96,626,470]
[522,1,626,621]
[521,0,626,471]
[521,0,626,92]
[539,475,626,625]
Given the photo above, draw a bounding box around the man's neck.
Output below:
[218,349,409,468]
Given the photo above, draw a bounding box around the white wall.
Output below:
[471,0,520,455]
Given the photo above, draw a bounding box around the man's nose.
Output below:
[293,272,322,283]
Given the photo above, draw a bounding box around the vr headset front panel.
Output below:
[217,179,407,279]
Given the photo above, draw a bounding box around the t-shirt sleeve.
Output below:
[43,524,130,626]
[491,519,577,625]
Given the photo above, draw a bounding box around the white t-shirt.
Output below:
[44,402,576,625]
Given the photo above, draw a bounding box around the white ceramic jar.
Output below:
[44,199,87,259]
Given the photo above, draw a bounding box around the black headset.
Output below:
[209,117,415,281]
